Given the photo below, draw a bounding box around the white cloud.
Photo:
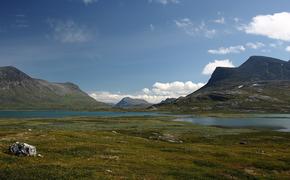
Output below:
[213,17,225,24]
[244,12,290,41]
[47,19,92,43]
[246,42,265,49]
[202,59,235,75]
[90,81,205,104]
[151,81,204,96]
[83,0,98,5]
[148,0,180,5]
[286,46,290,52]
[175,18,216,38]
[208,45,245,55]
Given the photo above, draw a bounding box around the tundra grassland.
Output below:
[0,116,290,179]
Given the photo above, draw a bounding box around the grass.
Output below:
[0,116,290,179]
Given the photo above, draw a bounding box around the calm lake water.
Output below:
[175,115,290,132]
[0,111,162,118]
[1,111,290,132]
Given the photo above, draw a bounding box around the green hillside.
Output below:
[0,66,109,110]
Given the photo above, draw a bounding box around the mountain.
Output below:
[153,56,290,113]
[0,66,109,110]
[115,97,152,109]
[159,98,177,105]
[206,56,290,87]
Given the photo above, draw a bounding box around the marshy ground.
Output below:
[0,116,290,179]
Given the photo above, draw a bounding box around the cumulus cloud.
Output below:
[150,81,204,96]
[90,81,205,104]
[246,42,265,49]
[286,46,290,52]
[47,19,92,43]
[148,0,180,5]
[208,45,245,55]
[175,18,216,38]
[202,59,235,75]
[243,12,290,41]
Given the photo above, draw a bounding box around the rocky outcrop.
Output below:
[9,142,37,156]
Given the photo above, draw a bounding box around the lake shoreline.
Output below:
[1,111,290,132]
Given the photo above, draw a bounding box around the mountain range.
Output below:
[115,97,152,109]
[2,56,290,112]
[0,66,108,110]
[153,56,290,113]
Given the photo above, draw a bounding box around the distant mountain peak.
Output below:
[115,97,151,109]
[240,56,286,68]
[0,66,32,81]
[205,56,290,87]
[122,97,134,101]
[122,97,145,101]
[159,98,177,105]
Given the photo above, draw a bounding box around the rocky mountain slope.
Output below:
[115,97,152,109]
[153,56,290,113]
[0,66,109,110]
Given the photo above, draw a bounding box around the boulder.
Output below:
[9,142,37,156]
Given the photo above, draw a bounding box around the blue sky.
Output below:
[1,0,290,103]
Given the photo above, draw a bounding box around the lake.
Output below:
[0,111,163,119]
[1,111,290,132]
[175,115,290,132]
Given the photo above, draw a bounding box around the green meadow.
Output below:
[1,116,290,179]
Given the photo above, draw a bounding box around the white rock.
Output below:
[9,142,37,156]
[106,169,113,173]
[37,154,43,158]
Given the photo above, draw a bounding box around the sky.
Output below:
[1,0,290,103]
